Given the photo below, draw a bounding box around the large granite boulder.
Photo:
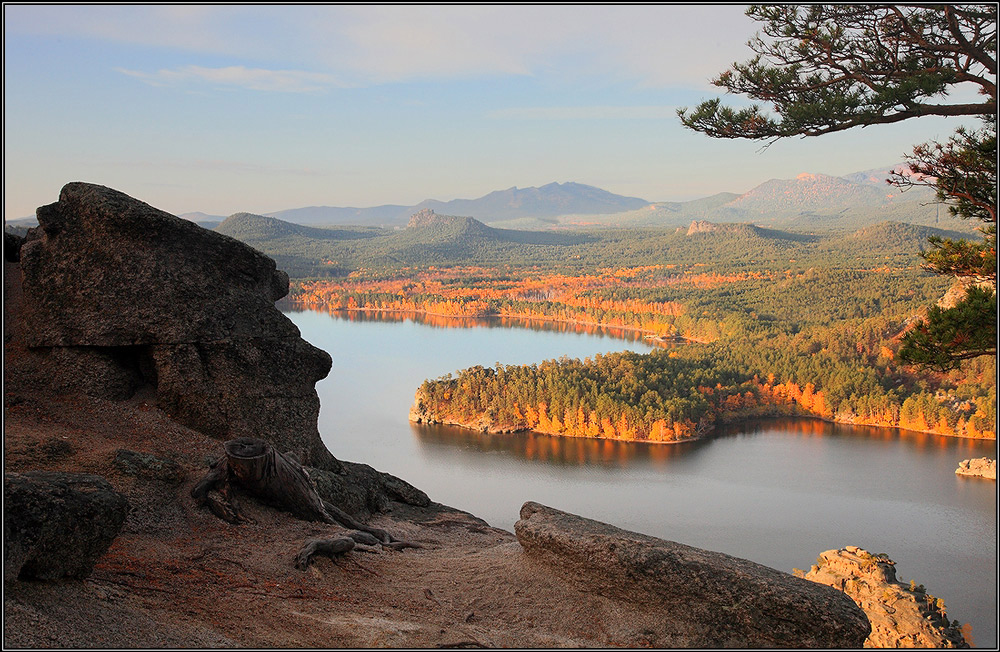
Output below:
[4,472,128,585]
[515,502,870,648]
[17,183,336,469]
[308,461,431,517]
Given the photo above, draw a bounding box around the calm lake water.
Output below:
[287,309,998,647]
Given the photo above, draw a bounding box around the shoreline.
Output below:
[285,303,995,444]
[283,302,709,344]
[411,407,997,447]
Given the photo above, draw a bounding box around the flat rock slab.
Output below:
[4,472,128,585]
[956,457,996,479]
[514,501,870,648]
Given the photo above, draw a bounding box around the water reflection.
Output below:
[284,306,677,348]
[414,422,708,469]
[416,417,996,468]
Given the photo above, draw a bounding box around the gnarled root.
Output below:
[295,537,356,570]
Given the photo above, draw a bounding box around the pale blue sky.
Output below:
[3,5,980,219]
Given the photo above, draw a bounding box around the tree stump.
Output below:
[191,437,402,545]
[223,437,332,523]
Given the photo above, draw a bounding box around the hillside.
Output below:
[216,212,386,242]
[218,204,982,277]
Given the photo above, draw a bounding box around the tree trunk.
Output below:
[222,437,332,523]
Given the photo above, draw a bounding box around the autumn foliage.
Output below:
[289,263,995,443]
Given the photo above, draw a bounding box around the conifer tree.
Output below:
[678,4,997,369]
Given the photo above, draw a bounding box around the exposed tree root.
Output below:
[191,437,424,571]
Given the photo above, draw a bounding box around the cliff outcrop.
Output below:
[795,546,968,648]
[14,182,335,469]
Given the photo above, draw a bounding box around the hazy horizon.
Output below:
[4,5,982,219]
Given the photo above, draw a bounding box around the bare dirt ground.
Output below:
[4,386,680,649]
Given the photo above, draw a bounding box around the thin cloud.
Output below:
[116,65,345,93]
[11,6,757,89]
[122,158,323,177]
[488,106,678,120]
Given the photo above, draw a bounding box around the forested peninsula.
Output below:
[281,223,995,443]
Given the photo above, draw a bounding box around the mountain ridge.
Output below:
[3,166,957,233]
[265,181,649,228]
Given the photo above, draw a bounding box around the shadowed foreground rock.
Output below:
[4,472,128,585]
[16,182,335,469]
[515,501,870,648]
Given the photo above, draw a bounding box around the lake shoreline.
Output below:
[292,304,995,444]
[410,400,996,448]
[283,302,709,344]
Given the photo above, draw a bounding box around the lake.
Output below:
[287,308,998,647]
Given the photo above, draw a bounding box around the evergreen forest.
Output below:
[217,211,995,443]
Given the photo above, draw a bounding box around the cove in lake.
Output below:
[286,309,997,647]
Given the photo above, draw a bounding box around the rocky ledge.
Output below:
[408,393,523,434]
[515,502,870,648]
[955,457,996,480]
[794,546,968,648]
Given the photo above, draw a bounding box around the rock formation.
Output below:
[686,220,758,236]
[794,546,968,648]
[514,501,871,648]
[15,182,336,469]
[955,457,996,479]
[4,472,128,585]
[407,207,441,227]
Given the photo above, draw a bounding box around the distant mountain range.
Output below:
[264,181,649,228]
[213,201,975,278]
[257,166,952,232]
[4,167,965,234]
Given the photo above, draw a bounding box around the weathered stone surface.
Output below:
[308,461,431,517]
[955,457,996,480]
[795,546,968,648]
[21,183,291,346]
[4,472,128,585]
[15,183,336,469]
[5,230,24,262]
[515,501,870,649]
[113,449,186,484]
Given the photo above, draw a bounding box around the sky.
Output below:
[3,4,983,220]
